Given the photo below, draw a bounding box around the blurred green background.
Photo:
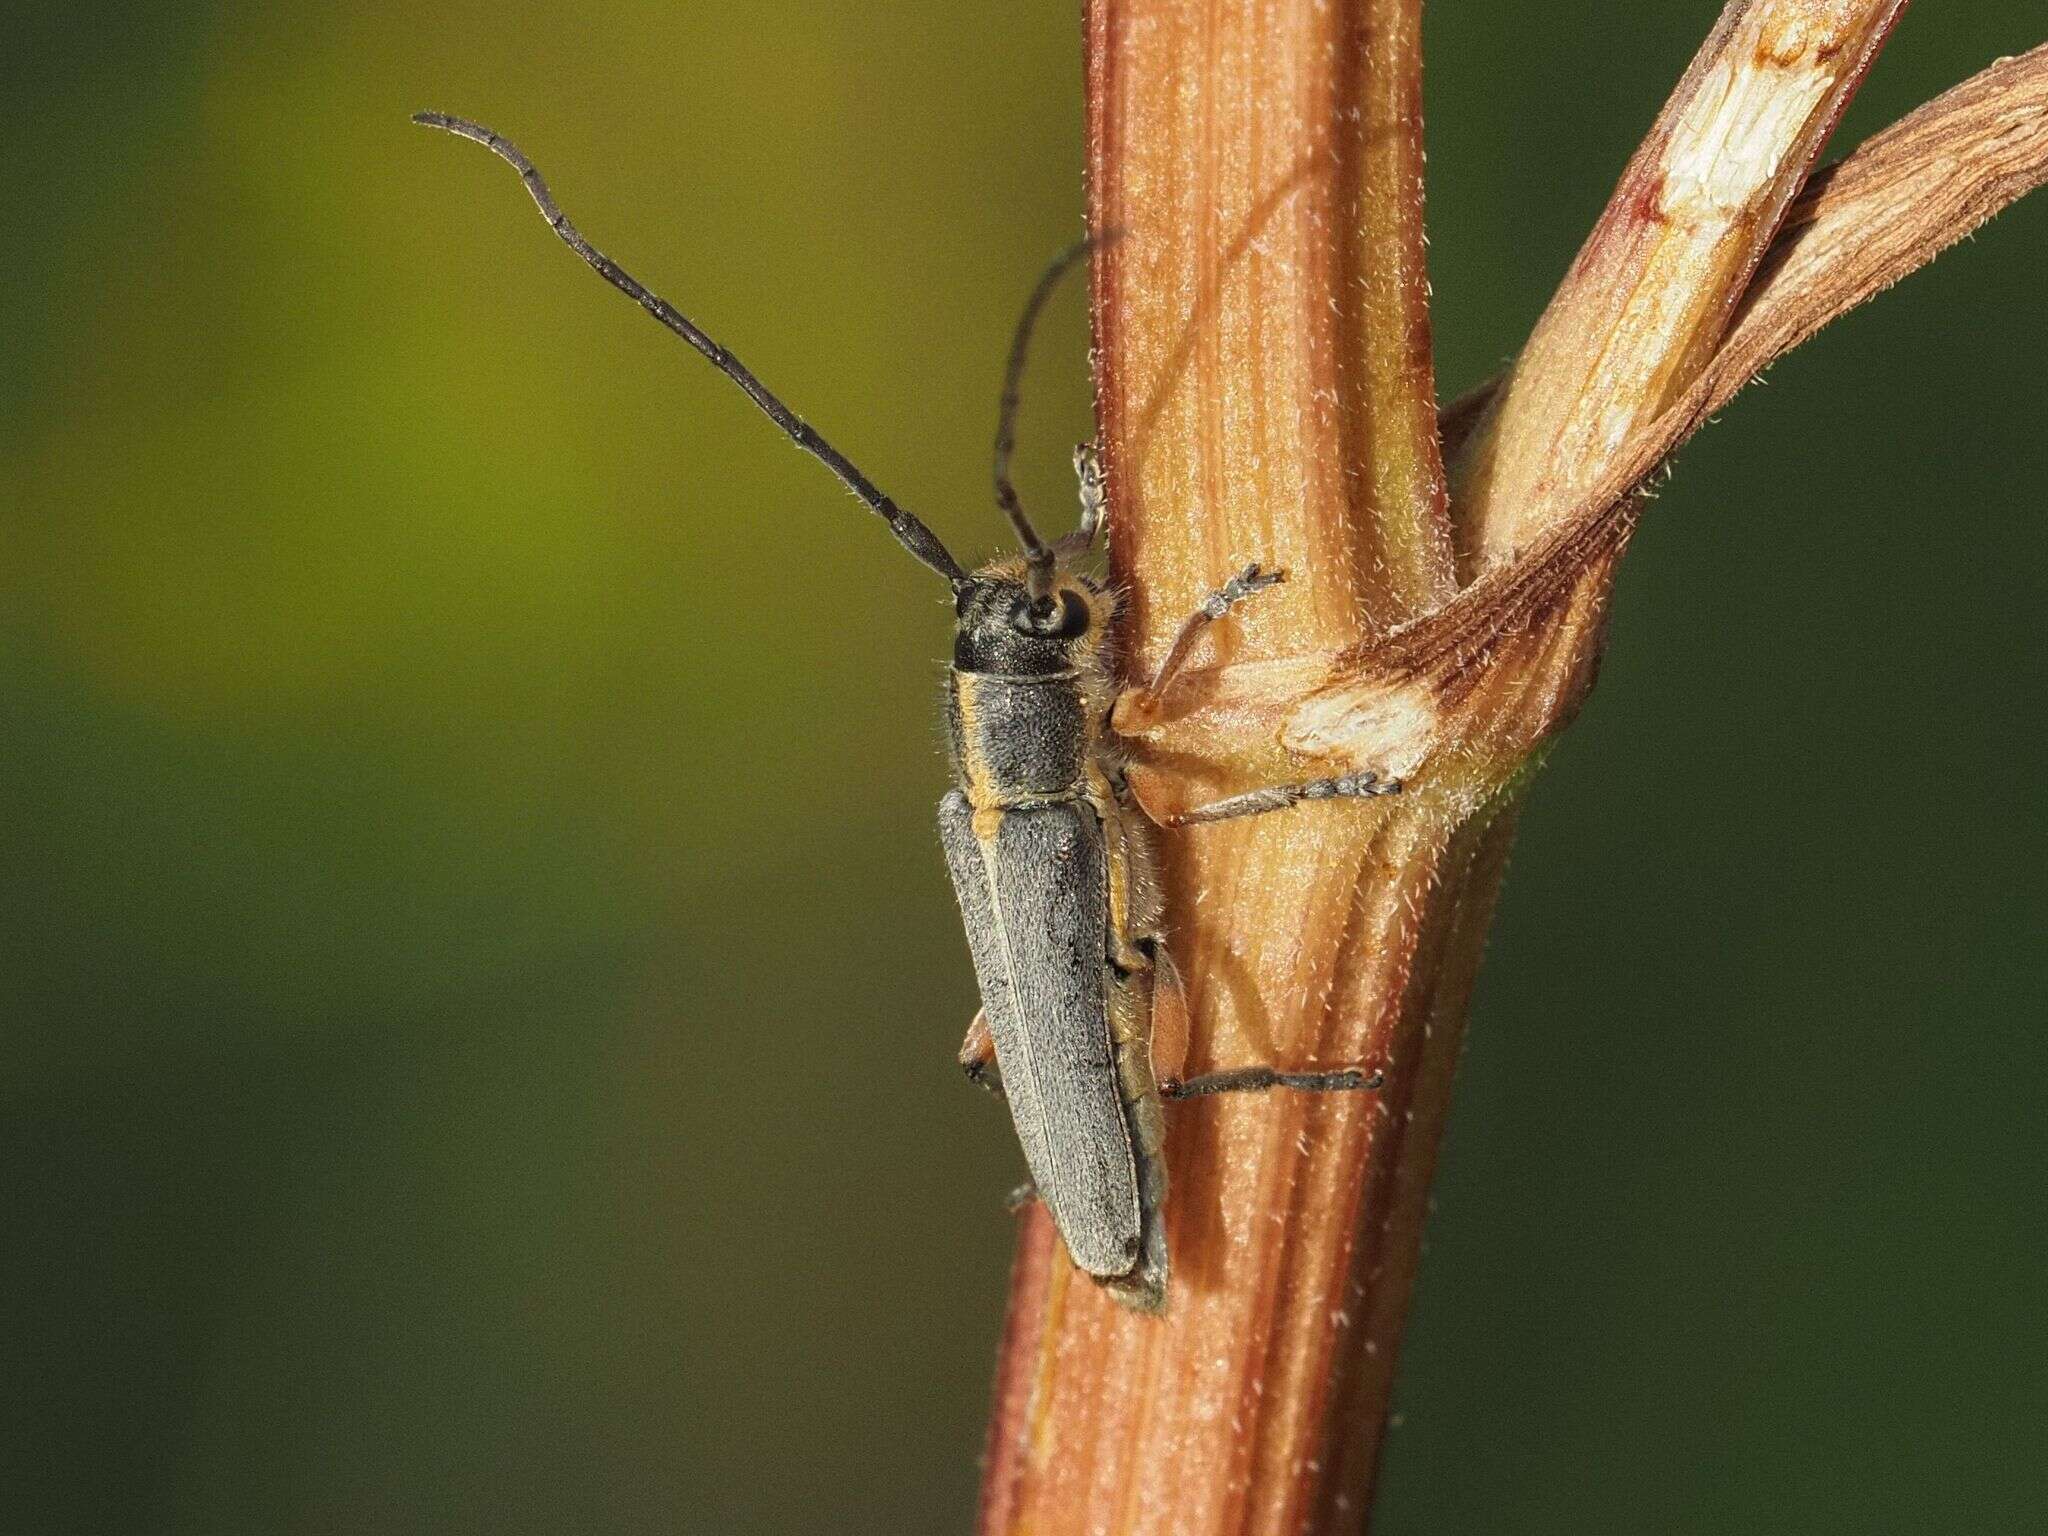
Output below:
[4,2,2043,1531]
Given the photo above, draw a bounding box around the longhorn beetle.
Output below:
[416,112,1400,1312]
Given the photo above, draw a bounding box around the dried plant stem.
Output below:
[979,4,1478,1530]
[976,3,2047,1532]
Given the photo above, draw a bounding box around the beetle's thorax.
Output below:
[946,561,1115,813]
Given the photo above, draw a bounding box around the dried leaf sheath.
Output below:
[1452,0,1908,565]
[1400,43,2048,709]
[1699,43,2048,430]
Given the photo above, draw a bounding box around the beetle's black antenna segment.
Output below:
[413,111,969,588]
[991,236,1098,601]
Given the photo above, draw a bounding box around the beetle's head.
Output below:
[951,562,1110,676]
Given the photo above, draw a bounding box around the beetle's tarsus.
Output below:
[1058,440,1108,554]
[1164,770,1402,828]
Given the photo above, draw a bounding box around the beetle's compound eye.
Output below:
[1052,589,1092,638]
[1011,588,1090,640]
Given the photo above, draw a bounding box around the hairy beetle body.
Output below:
[939,564,1172,1308]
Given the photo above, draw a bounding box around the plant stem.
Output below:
[979,3,1477,1530]
[975,5,2048,1532]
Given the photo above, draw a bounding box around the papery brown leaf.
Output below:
[1694,42,2048,441]
[1452,0,1908,567]
[1288,44,2048,785]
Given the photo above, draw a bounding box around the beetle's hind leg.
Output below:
[1146,938,1383,1101]
[1105,966,1170,1314]
[1163,1064,1385,1099]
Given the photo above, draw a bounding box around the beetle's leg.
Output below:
[1092,764,1173,1309]
[1106,967,1172,1311]
[1146,931,1381,1101]
[959,1008,1004,1097]
[1125,563,1287,711]
[1146,942,1191,1088]
[1097,796,1168,1159]
[1055,440,1108,555]
[1104,973,1163,1155]
[1163,1064,1385,1099]
[1089,763,1155,974]
[1162,769,1401,828]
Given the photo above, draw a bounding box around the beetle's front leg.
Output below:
[1117,562,1403,820]
[1123,563,1288,715]
[1062,440,1108,552]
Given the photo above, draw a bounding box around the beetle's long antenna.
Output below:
[991,237,1097,602]
[413,112,969,589]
